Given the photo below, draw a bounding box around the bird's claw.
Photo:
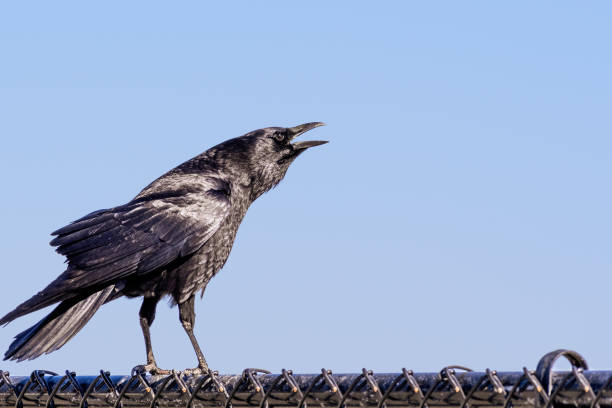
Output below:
[180,364,210,377]
[132,363,172,376]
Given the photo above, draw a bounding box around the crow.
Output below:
[1,122,327,374]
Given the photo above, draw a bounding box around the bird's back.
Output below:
[118,176,252,305]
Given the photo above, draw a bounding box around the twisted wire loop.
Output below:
[535,350,596,408]
[456,368,507,408]
[4,349,612,407]
[0,372,15,394]
[44,371,83,408]
[258,369,303,408]
[378,368,426,408]
[11,370,58,408]
[337,369,382,408]
[187,370,228,408]
[79,370,119,408]
[415,366,472,408]
[224,369,271,408]
[148,370,192,408]
[297,369,340,408]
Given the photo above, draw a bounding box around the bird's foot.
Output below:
[132,363,172,376]
[180,363,210,377]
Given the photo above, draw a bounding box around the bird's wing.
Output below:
[2,175,231,322]
[53,176,230,286]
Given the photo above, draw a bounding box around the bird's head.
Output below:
[241,122,327,199]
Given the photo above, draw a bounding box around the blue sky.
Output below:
[0,1,610,375]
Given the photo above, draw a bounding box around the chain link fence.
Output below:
[1,349,610,408]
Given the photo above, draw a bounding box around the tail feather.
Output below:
[0,267,111,326]
[0,271,84,326]
[4,285,115,361]
[0,291,70,326]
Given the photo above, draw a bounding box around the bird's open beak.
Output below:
[287,122,328,150]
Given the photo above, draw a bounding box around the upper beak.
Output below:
[287,122,328,150]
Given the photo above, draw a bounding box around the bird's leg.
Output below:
[179,295,209,375]
[133,296,171,375]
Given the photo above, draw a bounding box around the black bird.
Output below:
[1,122,327,374]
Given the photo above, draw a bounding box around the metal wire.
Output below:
[1,349,611,408]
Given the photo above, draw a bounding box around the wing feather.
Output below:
[0,176,231,324]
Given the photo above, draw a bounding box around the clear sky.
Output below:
[0,1,610,375]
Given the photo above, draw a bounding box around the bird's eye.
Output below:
[273,131,285,142]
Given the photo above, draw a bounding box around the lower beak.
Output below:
[287,122,328,150]
[292,140,329,150]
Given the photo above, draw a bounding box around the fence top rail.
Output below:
[0,349,610,408]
